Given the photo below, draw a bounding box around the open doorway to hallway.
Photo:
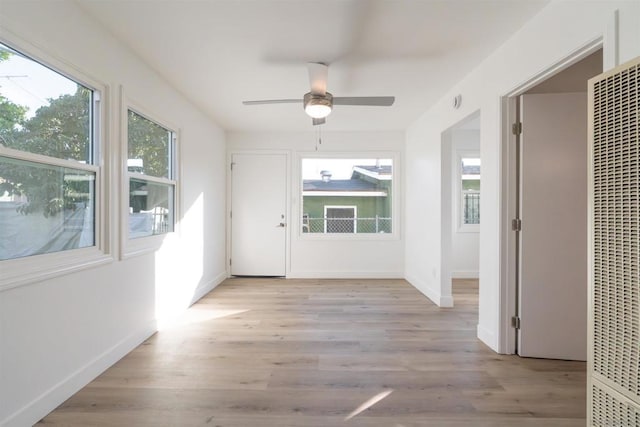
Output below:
[441,111,481,308]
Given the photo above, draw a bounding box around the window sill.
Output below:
[457,224,480,233]
[0,247,113,292]
[298,231,399,241]
[121,232,174,260]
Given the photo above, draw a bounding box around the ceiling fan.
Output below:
[242,62,395,125]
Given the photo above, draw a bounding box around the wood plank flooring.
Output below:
[39,278,586,426]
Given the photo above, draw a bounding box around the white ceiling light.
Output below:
[303,92,333,119]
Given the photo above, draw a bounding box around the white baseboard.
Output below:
[286,271,404,279]
[451,271,479,279]
[404,273,454,308]
[477,323,499,352]
[2,321,157,427]
[189,271,228,305]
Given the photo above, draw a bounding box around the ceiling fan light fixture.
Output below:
[304,92,333,119]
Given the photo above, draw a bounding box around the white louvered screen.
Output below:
[592,383,640,426]
[589,56,640,426]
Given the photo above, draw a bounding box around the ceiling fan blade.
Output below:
[308,62,328,95]
[333,96,395,106]
[242,99,302,105]
[312,117,326,126]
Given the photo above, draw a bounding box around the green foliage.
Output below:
[18,88,92,161]
[0,95,27,145]
[1,47,171,217]
[0,87,91,216]
[127,110,170,178]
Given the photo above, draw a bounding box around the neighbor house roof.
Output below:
[303,179,387,197]
[352,165,392,180]
[462,165,480,175]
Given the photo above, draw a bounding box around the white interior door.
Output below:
[231,153,287,276]
[518,92,588,360]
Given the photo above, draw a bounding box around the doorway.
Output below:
[230,152,288,276]
[441,111,481,307]
[506,48,603,360]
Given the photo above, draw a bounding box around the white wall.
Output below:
[404,0,640,351]
[0,2,227,426]
[227,131,404,278]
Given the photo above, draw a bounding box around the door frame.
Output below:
[226,150,291,277]
[499,38,603,354]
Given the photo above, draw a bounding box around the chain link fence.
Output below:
[303,216,392,234]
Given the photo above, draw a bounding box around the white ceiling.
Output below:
[76,0,549,132]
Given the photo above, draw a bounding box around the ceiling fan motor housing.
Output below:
[304,92,333,118]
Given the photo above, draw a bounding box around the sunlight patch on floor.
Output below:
[344,389,394,421]
[157,307,251,330]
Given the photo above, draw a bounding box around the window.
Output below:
[0,42,99,261]
[126,109,176,239]
[301,157,393,234]
[460,156,480,228]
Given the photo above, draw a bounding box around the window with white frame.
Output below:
[0,42,99,261]
[126,110,176,239]
[459,156,480,228]
[301,157,393,234]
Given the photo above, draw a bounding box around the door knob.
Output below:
[278,222,286,227]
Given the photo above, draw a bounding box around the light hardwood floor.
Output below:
[39,278,586,426]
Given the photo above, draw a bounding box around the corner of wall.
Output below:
[189,271,228,306]
[405,273,453,308]
[1,321,156,427]
[477,323,499,352]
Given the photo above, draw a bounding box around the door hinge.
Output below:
[512,122,522,135]
[229,258,232,266]
[511,218,522,232]
[231,162,235,171]
[230,211,232,219]
[511,316,521,329]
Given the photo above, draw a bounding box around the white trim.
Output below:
[120,87,181,259]
[189,271,228,305]
[0,34,112,289]
[0,249,112,292]
[477,324,498,352]
[0,146,99,173]
[127,172,175,186]
[288,271,403,279]
[499,37,604,355]
[0,320,157,427]
[451,271,479,279]
[405,273,454,308]
[303,191,387,197]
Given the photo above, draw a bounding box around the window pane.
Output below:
[461,157,480,225]
[129,178,174,238]
[302,158,392,234]
[127,110,171,179]
[0,156,95,260]
[0,43,92,163]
